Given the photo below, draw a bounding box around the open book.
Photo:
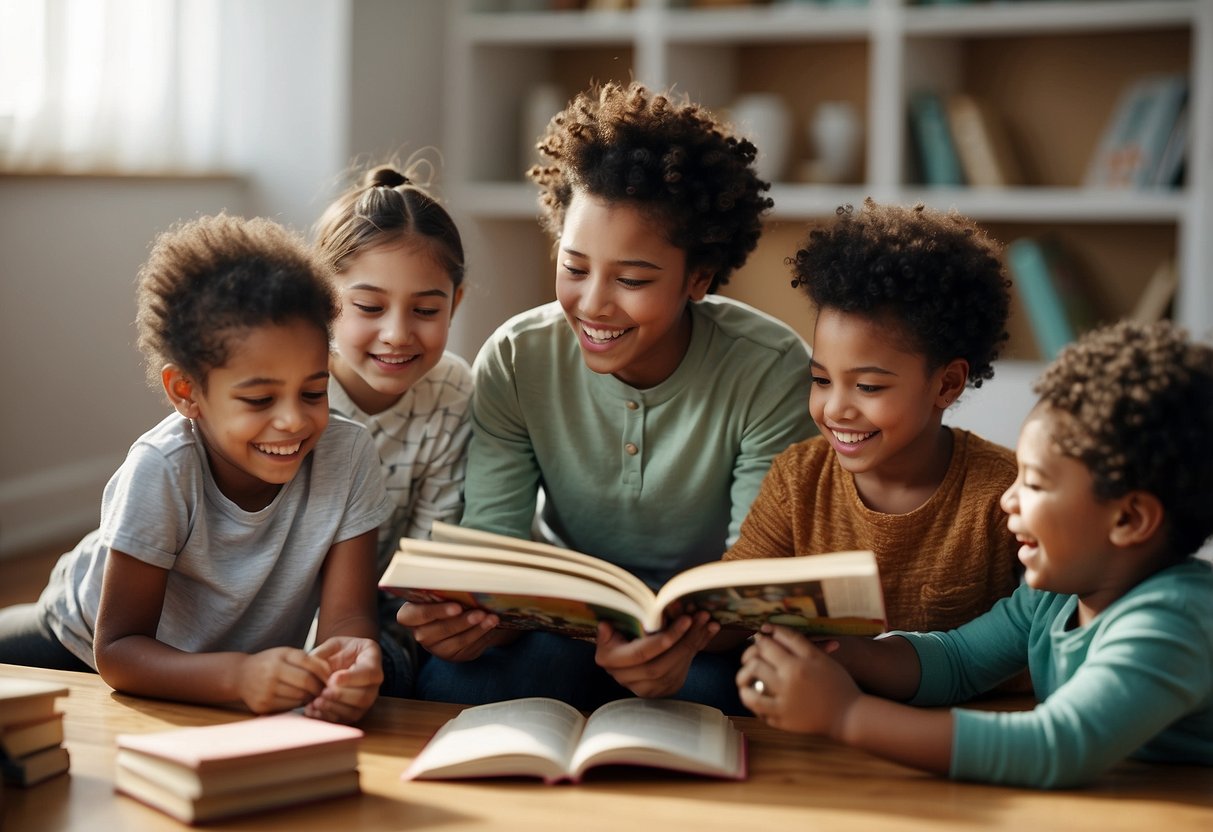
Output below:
[380,522,887,640]
[403,697,745,784]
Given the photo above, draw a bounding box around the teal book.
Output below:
[1086,74,1188,188]
[909,91,965,187]
[1006,238,1097,361]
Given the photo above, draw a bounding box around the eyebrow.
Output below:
[810,359,897,376]
[233,370,330,389]
[560,248,663,271]
[346,283,450,299]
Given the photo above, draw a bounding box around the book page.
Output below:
[651,551,886,635]
[569,699,734,778]
[428,522,653,602]
[381,549,651,639]
[405,698,585,781]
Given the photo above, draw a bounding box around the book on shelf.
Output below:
[1,676,70,787]
[908,90,965,187]
[1130,259,1179,324]
[403,696,746,784]
[1085,74,1188,189]
[945,93,1024,188]
[380,521,887,641]
[1006,236,1100,362]
[114,712,363,823]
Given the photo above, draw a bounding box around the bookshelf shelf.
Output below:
[443,0,1212,442]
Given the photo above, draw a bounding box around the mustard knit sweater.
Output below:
[725,429,1020,633]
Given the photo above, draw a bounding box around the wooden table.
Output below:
[2,664,1211,831]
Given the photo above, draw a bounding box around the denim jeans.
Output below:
[416,631,745,715]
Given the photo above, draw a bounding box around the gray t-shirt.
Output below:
[39,413,391,668]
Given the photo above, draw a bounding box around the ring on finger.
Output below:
[752,678,768,697]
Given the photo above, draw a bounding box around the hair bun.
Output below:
[368,166,410,189]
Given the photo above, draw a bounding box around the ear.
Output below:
[935,358,970,410]
[449,285,465,321]
[162,365,201,419]
[1108,490,1166,548]
[686,268,713,302]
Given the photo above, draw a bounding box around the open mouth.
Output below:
[582,324,630,345]
[253,441,303,457]
[372,354,420,368]
[831,429,876,445]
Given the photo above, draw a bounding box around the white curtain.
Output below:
[0,0,227,173]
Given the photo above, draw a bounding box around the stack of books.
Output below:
[114,712,363,823]
[0,677,70,787]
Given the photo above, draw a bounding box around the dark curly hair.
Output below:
[790,199,1010,387]
[313,161,465,288]
[528,81,772,293]
[1034,319,1213,559]
[135,213,337,391]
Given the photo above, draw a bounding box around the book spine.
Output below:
[909,91,964,187]
[1006,238,1074,361]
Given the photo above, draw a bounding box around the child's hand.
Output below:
[396,601,512,662]
[594,613,718,698]
[237,647,330,714]
[304,636,382,724]
[737,625,860,737]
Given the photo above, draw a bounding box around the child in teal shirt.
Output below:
[738,319,1213,788]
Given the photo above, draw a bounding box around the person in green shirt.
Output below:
[397,81,814,713]
[739,319,1213,788]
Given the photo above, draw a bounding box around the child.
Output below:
[738,319,1213,788]
[724,199,1022,633]
[0,214,392,724]
[398,81,815,712]
[313,162,473,697]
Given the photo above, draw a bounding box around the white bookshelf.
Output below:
[442,0,1212,443]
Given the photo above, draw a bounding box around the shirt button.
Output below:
[625,442,638,455]
[625,400,638,410]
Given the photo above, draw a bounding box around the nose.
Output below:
[273,400,307,434]
[381,311,412,347]
[579,274,615,319]
[821,385,854,424]
[999,480,1018,514]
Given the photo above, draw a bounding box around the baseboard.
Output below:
[0,455,121,558]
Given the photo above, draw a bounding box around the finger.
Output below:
[434,622,505,661]
[597,616,693,668]
[397,601,466,628]
[765,625,817,658]
[412,609,496,648]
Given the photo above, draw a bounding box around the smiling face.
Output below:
[809,308,960,499]
[329,242,461,414]
[1000,404,1121,597]
[555,192,711,389]
[170,319,331,511]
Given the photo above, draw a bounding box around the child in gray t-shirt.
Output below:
[0,214,391,724]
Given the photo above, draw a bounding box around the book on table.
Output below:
[403,696,746,784]
[114,711,363,823]
[0,676,70,787]
[380,521,887,641]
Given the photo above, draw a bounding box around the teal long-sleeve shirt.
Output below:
[461,296,814,588]
[896,558,1213,788]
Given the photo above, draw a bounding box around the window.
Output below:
[0,0,227,173]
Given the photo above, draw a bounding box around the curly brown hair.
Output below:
[528,81,772,293]
[1033,319,1213,559]
[789,198,1010,387]
[136,214,337,392]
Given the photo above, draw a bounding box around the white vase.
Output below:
[730,93,792,183]
[519,83,564,178]
[808,101,861,184]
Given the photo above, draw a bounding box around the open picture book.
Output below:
[403,697,745,784]
[380,522,887,640]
